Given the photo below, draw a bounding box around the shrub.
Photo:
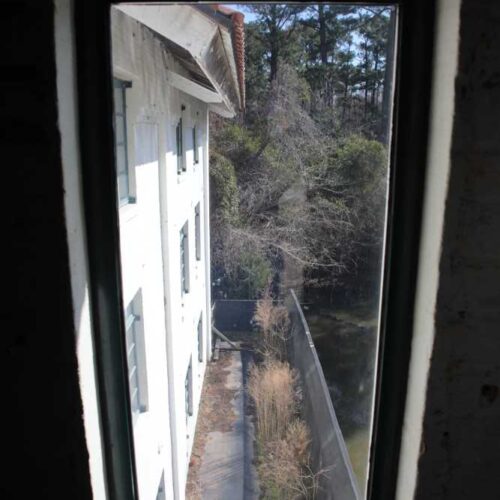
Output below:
[258,438,303,499]
[249,364,319,499]
[209,152,240,225]
[250,288,320,498]
[237,252,272,299]
[334,134,387,235]
[253,289,290,360]
[211,121,262,168]
[248,359,297,445]
[286,419,311,467]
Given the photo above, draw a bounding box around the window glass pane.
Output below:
[192,127,198,164]
[195,203,201,261]
[176,118,183,174]
[109,4,398,500]
[115,114,125,144]
[116,145,127,175]
[197,316,203,362]
[112,77,130,206]
[185,357,193,418]
[117,173,128,203]
[113,86,124,114]
[180,233,185,293]
[180,223,189,294]
[208,4,398,499]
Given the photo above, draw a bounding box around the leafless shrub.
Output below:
[286,419,310,467]
[253,287,275,335]
[250,285,326,498]
[248,359,297,445]
[257,421,326,500]
[258,438,303,499]
[253,288,291,361]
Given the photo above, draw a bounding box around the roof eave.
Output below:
[116,4,242,116]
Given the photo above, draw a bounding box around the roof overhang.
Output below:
[116,4,243,117]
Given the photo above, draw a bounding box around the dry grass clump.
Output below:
[258,438,304,499]
[253,288,290,361]
[248,358,319,499]
[248,359,297,444]
[286,419,311,465]
[257,420,319,500]
[250,287,321,498]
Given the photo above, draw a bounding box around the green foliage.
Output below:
[331,135,388,246]
[245,5,307,82]
[243,5,394,142]
[332,136,388,302]
[212,122,261,166]
[209,152,240,226]
[224,251,272,300]
[335,135,387,193]
[245,22,270,108]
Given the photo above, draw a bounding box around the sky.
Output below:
[223,3,385,67]
[225,4,259,23]
[225,4,316,24]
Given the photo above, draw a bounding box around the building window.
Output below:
[192,126,199,165]
[185,357,193,418]
[180,222,189,294]
[113,78,132,206]
[176,106,186,174]
[176,117,183,174]
[124,290,148,421]
[195,202,201,261]
[198,314,203,363]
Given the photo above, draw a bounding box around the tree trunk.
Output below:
[270,39,279,82]
[364,42,369,121]
[319,4,328,64]
[269,6,279,82]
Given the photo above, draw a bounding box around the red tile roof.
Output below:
[211,4,246,110]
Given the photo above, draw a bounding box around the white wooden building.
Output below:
[79,5,244,499]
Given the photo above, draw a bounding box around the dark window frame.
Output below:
[192,125,199,165]
[185,357,193,418]
[113,78,133,206]
[176,115,184,174]
[74,1,437,499]
[195,202,201,261]
[197,314,203,363]
[180,222,189,295]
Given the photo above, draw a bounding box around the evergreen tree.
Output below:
[211,4,396,300]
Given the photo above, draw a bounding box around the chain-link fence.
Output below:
[286,290,361,500]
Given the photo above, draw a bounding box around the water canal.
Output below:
[303,303,379,497]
